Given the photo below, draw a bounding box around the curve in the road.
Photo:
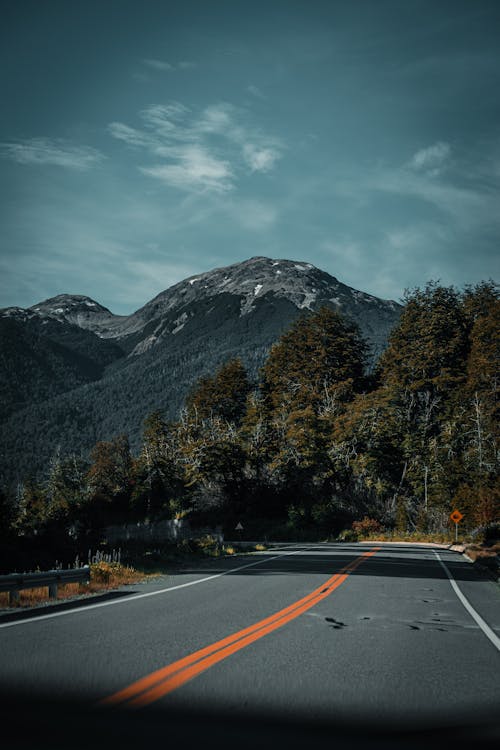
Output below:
[433,551,500,651]
[101,546,380,709]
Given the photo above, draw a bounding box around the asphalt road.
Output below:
[1,542,499,746]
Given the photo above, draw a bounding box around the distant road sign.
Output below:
[235,522,244,531]
[450,509,463,523]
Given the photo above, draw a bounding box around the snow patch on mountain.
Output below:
[1,257,401,361]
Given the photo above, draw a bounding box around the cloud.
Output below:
[243,143,281,172]
[108,122,157,149]
[109,99,283,193]
[367,167,486,223]
[347,141,499,231]
[140,145,233,193]
[140,102,191,138]
[409,141,451,176]
[141,59,196,72]
[142,58,173,71]
[0,138,105,170]
[247,84,264,99]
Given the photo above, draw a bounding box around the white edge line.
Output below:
[433,550,500,652]
[0,547,304,630]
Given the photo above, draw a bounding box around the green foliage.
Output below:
[186,358,251,424]
[87,435,132,500]
[379,282,468,396]
[261,306,367,412]
[1,281,498,545]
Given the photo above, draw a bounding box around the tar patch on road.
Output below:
[325,617,346,629]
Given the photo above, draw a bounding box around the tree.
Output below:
[176,412,246,519]
[15,479,48,536]
[261,306,368,413]
[45,450,88,522]
[87,435,132,508]
[254,307,368,523]
[132,411,184,518]
[378,282,468,398]
[186,358,251,424]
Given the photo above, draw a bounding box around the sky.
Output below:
[1,0,499,314]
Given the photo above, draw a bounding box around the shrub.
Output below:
[90,561,136,584]
[351,517,383,538]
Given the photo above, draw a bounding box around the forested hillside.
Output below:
[1,281,497,565]
[0,254,402,484]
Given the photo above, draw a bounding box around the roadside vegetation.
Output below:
[0,560,148,610]
[0,281,497,576]
[0,537,268,609]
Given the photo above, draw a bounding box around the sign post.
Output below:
[235,521,243,540]
[449,509,463,543]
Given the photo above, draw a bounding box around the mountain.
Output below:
[0,257,402,484]
[0,312,124,420]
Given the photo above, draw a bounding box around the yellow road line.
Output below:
[101,547,379,709]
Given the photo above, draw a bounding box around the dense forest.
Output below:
[0,281,498,567]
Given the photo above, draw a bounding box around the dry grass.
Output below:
[0,562,152,610]
[360,531,455,544]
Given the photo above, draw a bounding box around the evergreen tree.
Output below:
[261,306,367,412]
[379,282,468,398]
[255,307,368,522]
[186,358,251,424]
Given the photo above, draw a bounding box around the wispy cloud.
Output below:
[409,141,451,176]
[243,143,280,172]
[142,58,173,71]
[367,165,488,224]
[0,138,105,170]
[341,140,499,230]
[247,84,265,99]
[141,58,196,72]
[108,99,283,193]
[140,145,233,193]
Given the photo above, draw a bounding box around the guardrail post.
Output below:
[9,589,20,606]
[48,582,58,599]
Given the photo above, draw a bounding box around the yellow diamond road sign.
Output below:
[450,509,463,524]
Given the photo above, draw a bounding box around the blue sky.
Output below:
[1,0,499,314]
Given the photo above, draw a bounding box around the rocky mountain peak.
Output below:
[0,257,401,354]
[132,255,399,327]
[0,294,125,336]
[29,294,111,316]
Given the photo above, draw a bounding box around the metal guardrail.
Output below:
[0,566,90,605]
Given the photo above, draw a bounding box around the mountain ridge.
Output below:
[0,256,402,484]
[2,256,400,352]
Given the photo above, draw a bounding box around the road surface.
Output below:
[1,542,499,746]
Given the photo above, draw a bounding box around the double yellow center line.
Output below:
[101,547,380,709]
